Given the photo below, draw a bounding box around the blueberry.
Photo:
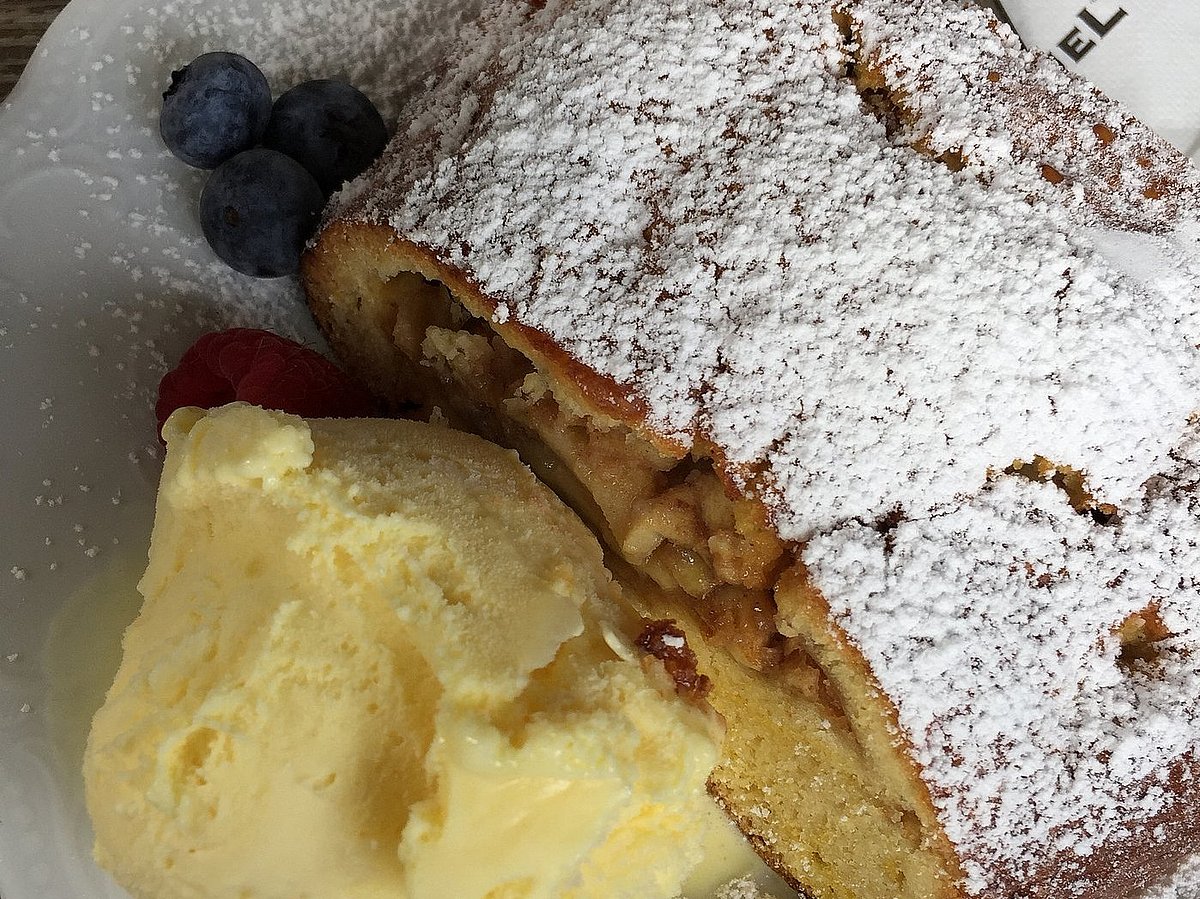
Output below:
[262,80,388,195]
[199,148,324,278]
[160,52,272,169]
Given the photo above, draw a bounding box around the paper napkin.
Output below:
[996,0,1200,163]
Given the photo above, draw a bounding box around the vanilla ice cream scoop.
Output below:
[83,403,723,899]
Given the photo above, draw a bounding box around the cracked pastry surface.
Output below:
[303,0,1200,896]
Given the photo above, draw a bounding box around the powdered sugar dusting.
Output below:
[325,0,1200,893]
[806,439,1200,892]
[338,0,1200,541]
[145,0,482,126]
[849,0,1200,235]
[713,877,780,899]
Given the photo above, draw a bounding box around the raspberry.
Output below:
[156,329,376,434]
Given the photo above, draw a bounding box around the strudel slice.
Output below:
[301,0,1200,897]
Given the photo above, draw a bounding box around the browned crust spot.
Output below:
[636,619,713,699]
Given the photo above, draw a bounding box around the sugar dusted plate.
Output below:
[0,0,480,895]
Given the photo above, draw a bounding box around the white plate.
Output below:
[0,0,479,895]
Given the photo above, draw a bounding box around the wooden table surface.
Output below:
[1,0,71,100]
